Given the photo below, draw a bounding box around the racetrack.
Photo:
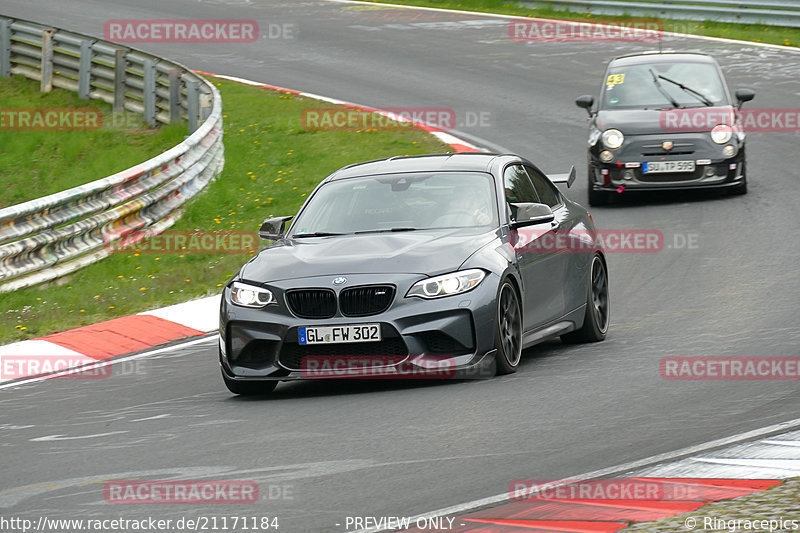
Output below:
[1,1,799,531]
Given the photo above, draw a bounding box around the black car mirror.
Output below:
[575,95,595,116]
[259,216,294,240]
[735,88,755,109]
[509,203,555,227]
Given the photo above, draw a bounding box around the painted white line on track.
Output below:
[352,417,800,532]
[326,0,800,53]
[0,335,218,391]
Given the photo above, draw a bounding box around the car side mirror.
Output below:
[575,95,595,117]
[509,203,555,228]
[259,216,293,240]
[735,88,755,109]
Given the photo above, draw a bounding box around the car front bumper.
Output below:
[589,133,746,192]
[219,272,500,382]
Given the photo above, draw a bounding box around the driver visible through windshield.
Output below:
[290,171,498,236]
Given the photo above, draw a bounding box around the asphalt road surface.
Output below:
[1,1,799,531]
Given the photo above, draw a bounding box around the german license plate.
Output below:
[299,324,381,345]
[643,161,695,173]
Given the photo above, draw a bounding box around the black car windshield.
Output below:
[601,61,729,110]
[290,171,498,236]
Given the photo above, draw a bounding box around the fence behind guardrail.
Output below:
[0,15,224,292]
[523,0,800,28]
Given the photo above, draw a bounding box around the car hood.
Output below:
[596,106,735,135]
[239,228,498,282]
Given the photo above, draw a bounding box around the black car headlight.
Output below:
[230,281,275,308]
[407,269,486,299]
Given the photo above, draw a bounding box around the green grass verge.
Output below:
[354,0,800,48]
[2,77,449,343]
[0,76,188,208]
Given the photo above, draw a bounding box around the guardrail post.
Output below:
[187,80,199,133]
[0,19,11,77]
[40,29,54,92]
[78,40,92,99]
[169,68,181,123]
[143,59,156,126]
[113,49,126,113]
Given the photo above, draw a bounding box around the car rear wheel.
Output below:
[561,254,609,344]
[222,370,278,395]
[495,281,523,375]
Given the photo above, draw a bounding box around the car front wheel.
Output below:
[495,281,523,375]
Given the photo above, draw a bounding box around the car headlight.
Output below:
[407,269,486,299]
[230,281,275,308]
[601,129,624,149]
[711,124,733,144]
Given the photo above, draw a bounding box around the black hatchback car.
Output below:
[576,51,755,205]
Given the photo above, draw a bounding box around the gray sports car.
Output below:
[219,153,609,394]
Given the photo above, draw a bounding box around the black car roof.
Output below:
[609,51,718,67]
[327,152,518,180]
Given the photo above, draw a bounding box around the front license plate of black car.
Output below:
[299,324,381,345]
[643,161,695,173]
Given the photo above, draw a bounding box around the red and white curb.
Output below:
[0,295,220,383]
[358,421,800,533]
[194,70,484,153]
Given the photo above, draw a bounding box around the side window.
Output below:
[524,165,562,209]
[503,164,540,204]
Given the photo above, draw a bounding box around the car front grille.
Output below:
[640,142,695,156]
[285,289,337,319]
[340,285,395,317]
[638,169,703,182]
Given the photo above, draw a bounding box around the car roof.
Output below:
[327,152,519,180]
[609,51,718,67]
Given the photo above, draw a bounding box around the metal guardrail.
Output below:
[525,0,800,28]
[0,15,224,293]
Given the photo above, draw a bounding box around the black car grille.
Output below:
[278,336,408,370]
[640,142,695,156]
[638,169,702,183]
[285,289,337,319]
[340,285,395,317]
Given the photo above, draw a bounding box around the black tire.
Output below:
[561,254,610,344]
[494,281,523,375]
[222,370,278,395]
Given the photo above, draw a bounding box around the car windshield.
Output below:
[600,61,729,110]
[290,171,498,235]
